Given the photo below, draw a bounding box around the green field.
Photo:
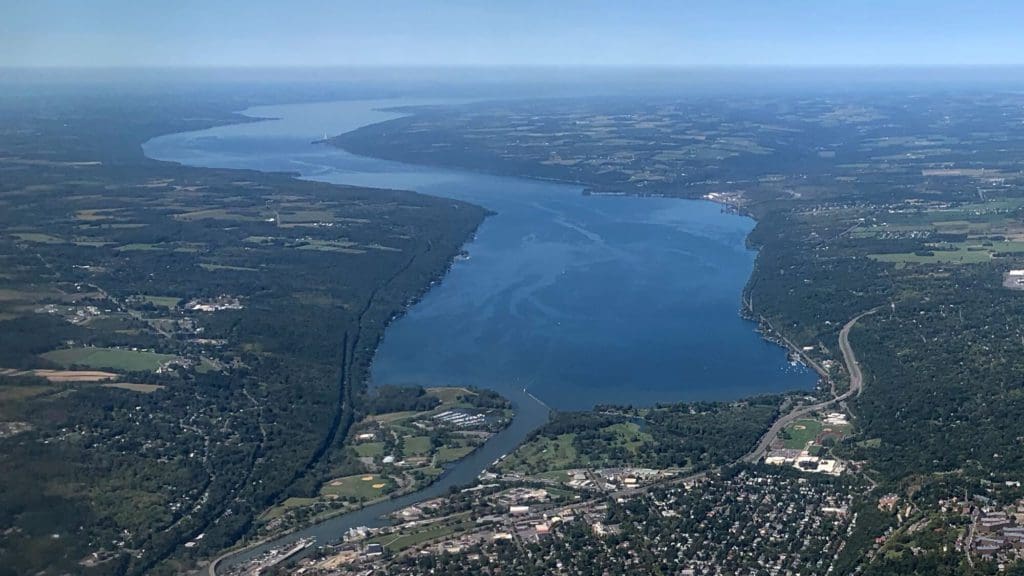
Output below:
[426,386,474,405]
[319,473,395,501]
[781,419,824,450]
[535,469,573,483]
[354,441,385,458]
[500,433,579,473]
[869,239,1024,265]
[11,232,63,244]
[435,445,475,464]
[101,383,165,393]
[366,410,420,424]
[260,497,317,521]
[368,514,475,552]
[199,263,258,272]
[41,347,178,372]
[196,357,219,374]
[500,421,654,474]
[140,295,181,307]
[857,438,883,448]
[116,243,163,251]
[403,435,432,456]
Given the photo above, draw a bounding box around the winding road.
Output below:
[742,308,877,464]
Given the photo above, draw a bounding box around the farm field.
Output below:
[140,295,182,308]
[0,88,491,576]
[101,382,165,393]
[40,347,178,372]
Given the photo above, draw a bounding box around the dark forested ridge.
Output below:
[0,87,487,575]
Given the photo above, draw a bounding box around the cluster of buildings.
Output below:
[966,499,1024,561]
[1004,269,1024,290]
[432,409,487,428]
[764,412,849,476]
[36,303,104,324]
[306,470,854,576]
[764,449,845,476]
[184,294,243,312]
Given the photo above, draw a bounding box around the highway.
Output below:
[742,308,877,464]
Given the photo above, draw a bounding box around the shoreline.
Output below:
[146,99,819,572]
[327,134,824,396]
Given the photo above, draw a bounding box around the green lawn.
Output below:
[426,386,473,405]
[403,435,432,456]
[140,295,181,307]
[199,263,258,272]
[781,419,824,450]
[116,243,163,251]
[354,441,385,458]
[435,445,475,464]
[41,347,178,372]
[870,239,1024,265]
[11,232,63,244]
[501,433,579,474]
[369,514,475,552]
[500,421,653,474]
[319,474,395,501]
[260,497,316,521]
[367,410,420,424]
[535,469,573,483]
[196,357,220,374]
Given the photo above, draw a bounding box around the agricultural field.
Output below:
[139,293,181,307]
[40,347,178,372]
[869,240,1024,266]
[0,87,487,575]
[101,382,165,393]
[11,232,64,244]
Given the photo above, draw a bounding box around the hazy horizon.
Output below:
[5,1,1024,68]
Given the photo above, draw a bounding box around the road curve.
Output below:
[837,308,876,398]
[742,308,877,463]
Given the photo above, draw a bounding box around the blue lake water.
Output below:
[145,98,816,411]
[143,98,816,567]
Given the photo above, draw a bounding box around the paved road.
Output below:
[838,309,876,398]
[742,308,877,464]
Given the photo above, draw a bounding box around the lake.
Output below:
[145,98,815,411]
[142,97,816,568]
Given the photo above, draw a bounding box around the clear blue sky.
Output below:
[3,0,1023,68]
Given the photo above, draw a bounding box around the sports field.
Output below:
[319,473,396,501]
